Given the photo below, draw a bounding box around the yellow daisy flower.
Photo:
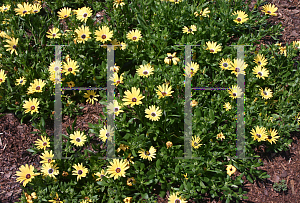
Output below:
[66,81,75,88]
[219,58,231,70]
[40,150,55,165]
[279,46,287,57]
[99,125,114,142]
[123,197,133,203]
[107,100,124,116]
[0,4,11,13]
[296,113,300,125]
[226,164,236,176]
[292,40,300,50]
[109,72,124,86]
[190,136,202,149]
[136,63,154,78]
[122,87,145,107]
[261,3,278,16]
[194,7,210,18]
[15,76,26,86]
[83,90,100,105]
[0,69,7,85]
[227,85,243,99]
[182,25,197,34]
[168,192,187,203]
[30,4,42,14]
[4,37,18,55]
[126,29,142,42]
[113,0,125,8]
[94,169,108,181]
[145,105,162,121]
[164,52,180,65]
[34,135,50,150]
[46,28,61,39]
[63,59,79,75]
[15,164,40,187]
[23,98,40,114]
[57,7,72,19]
[27,79,46,94]
[206,41,222,54]
[138,146,156,161]
[223,102,232,111]
[232,10,248,24]
[169,0,182,4]
[14,2,32,17]
[229,58,248,77]
[70,131,87,147]
[74,25,91,44]
[106,159,130,180]
[116,144,129,153]
[125,153,135,166]
[265,129,280,144]
[250,126,268,142]
[156,83,174,99]
[72,163,89,181]
[95,25,113,43]
[254,53,268,67]
[191,100,198,107]
[259,87,273,100]
[41,163,59,179]
[127,177,136,186]
[252,66,269,80]
[183,62,199,77]
[216,132,225,141]
[76,7,93,23]
[166,141,173,149]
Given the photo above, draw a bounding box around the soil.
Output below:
[1,0,300,202]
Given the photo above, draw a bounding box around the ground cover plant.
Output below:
[0,0,299,202]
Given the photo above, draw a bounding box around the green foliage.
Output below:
[273,179,288,193]
[2,0,299,202]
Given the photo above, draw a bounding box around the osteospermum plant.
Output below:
[3,0,299,202]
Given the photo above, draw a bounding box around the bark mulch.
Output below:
[1,0,300,202]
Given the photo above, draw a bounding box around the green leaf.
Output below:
[40,117,45,128]
[72,117,77,131]
[27,149,35,153]
[156,159,161,168]
[246,175,253,183]
[175,164,180,173]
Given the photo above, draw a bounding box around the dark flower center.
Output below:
[48,159,52,163]
[210,49,215,53]
[31,106,35,110]
[43,142,47,146]
[102,35,106,39]
[168,56,173,59]
[36,86,40,90]
[258,72,262,76]
[256,134,261,138]
[237,17,241,22]
[0,79,2,82]
[13,45,17,49]
[116,168,121,173]
[267,11,271,14]
[223,63,228,67]
[143,71,148,75]
[230,168,233,171]
[263,91,268,95]
[90,95,94,99]
[132,98,137,102]
[194,142,198,146]
[20,80,23,83]
[233,93,237,96]
[100,174,105,178]
[258,61,261,65]
[162,92,167,96]
[268,136,272,139]
[48,169,54,174]
[26,174,31,179]
[117,80,120,84]
[145,151,150,156]
[23,10,27,14]
[52,33,56,37]
[62,171,68,176]
[81,34,86,39]
[64,15,68,18]
[68,68,72,72]
[54,67,59,71]
[78,170,83,175]
[188,28,192,32]
[114,107,119,112]
[76,138,81,142]
[83,13,87,17]
[175,200,180,203]
[151,112,156,117]
[235,67,240,72]
[132,36,137,40]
